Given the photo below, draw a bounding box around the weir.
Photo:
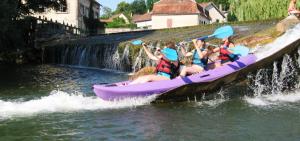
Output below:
[155,23,300,102]
[42,21,277,72]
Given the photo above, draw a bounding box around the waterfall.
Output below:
[120,45,131,72]
[79,48,87,66]
[111,49,121,70]
[44,43,130,71]
[248,53,299,96]
[132,47,144,73]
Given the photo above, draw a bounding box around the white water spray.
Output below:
[0,90,157,120]
[254,24,300,61]
[245,24,300,106]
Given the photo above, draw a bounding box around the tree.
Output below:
[101,6,113,19]
[146,0,159,11]
[115,1,131,14]
[131,0,147,14]
[228,0,289,21]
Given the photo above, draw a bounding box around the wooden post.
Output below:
[55,20,58,29]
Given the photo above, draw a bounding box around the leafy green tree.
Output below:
[106,17,137,29]
[131,0,147,14]
[228,0,289,21]
[106,17,127,28]
[115,1,131,14]
[146,0,159,11]
[101,6,113,19]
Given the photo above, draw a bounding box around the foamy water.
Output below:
[245,23,300,107]
[0,90,157,119]
[254,23,300,61]
[244,90,300,106]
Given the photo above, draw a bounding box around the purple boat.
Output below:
[93,54,257,101]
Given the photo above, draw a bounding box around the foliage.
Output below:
[115,1,131,14]
[115,0,147,15]
[100,6,113,19]
[228,0,289,21]
[196,0,230,11]
[106,17,137,28]
[131,0,147,14]
[146,0,159,11]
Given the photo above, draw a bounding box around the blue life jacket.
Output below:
[192,49,208,67]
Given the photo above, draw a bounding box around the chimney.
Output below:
[219,4,223,11]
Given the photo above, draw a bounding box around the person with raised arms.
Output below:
[212,37,239,67]
[130,41,179,85]
[179,39,214,77]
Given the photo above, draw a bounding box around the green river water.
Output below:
[0,65,300,141]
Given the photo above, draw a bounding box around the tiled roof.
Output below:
[152,0,210,20]
[132,13,152,22]
[152,0,201,15]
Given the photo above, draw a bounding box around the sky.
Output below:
[97,0,134,11]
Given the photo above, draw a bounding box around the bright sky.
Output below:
[97,0,134,11]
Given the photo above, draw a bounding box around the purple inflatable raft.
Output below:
[93,54,257,101]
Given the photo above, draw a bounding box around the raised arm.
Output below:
[142,43,159,61]
[180,44,193,57]
[180,45,187,56]
[194,39,206,59]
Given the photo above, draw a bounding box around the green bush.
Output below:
[228,0,289,21]
[106,17,137,28]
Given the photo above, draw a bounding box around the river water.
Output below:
[1,24,300,140]
[1,64,300,141]
[0,65,300,141]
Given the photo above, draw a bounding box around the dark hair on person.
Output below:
[228,36,234,44]
[165,41,176,50]
[207,45,214,51]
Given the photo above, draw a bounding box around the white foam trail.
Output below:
[196,98,226,107]
[0,90,157,119]
[244,90,300,106]
[254,23,300,61]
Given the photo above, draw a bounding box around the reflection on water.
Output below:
[0,65,128,99]
[1,65,300,140]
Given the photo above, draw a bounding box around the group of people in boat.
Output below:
[130,0,299,85]
[130,37,239,85]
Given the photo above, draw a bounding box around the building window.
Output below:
[80,4,85,16]
[58,2,68,12]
